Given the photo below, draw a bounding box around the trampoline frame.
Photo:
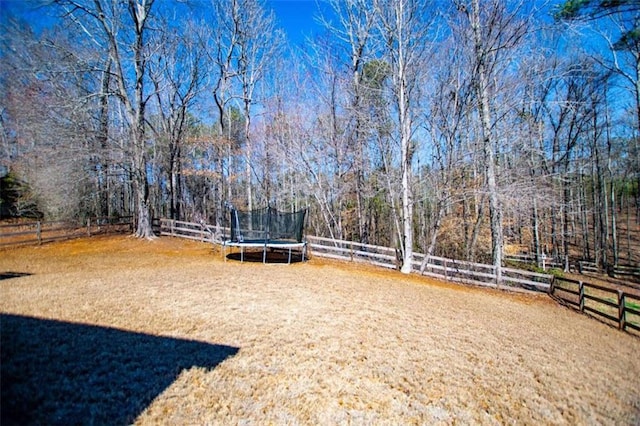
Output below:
[223,206,307,264]
[222,239,307,264]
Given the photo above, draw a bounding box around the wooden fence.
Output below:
[307,236,552,293]
[505,253,565,270]
[158,218,227,243]
[550,276,640,335]
[0,216,133,248]
[307,235,398,270]
[576,261,640,281]
[157,221,551,292]
[505,254,640,281]
[0,218,222,249]
[4,217,637,334]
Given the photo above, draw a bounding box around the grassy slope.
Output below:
[1,236,639,424]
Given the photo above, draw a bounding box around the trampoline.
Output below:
[223,206,307,264]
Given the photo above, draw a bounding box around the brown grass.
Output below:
[1,235,639,424]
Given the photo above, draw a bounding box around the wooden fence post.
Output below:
[36,221,42,245]
[579,281,585,312]
[619,290,626,331]
[443,259,448,281]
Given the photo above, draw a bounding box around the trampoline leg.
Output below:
[263,245,267,264]
[288,247,292,264]
[241,246,244,263]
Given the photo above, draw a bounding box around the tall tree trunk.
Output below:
[468,193,486,262]
[245,138,253,211]
[606,112,619,266]
[579,172,591,260]
[379,136,403,253]
[529,146,541,265]
[562,169,571,265]
[169,144,181,220]
[98,58,111,217]
[132,1,154,238]
[610,178,618,266]
[133,113,153,237]
[532,201,541,266]
[392,0,414,274]
[471,0,503,284]
[400,144,414,269]
[244,86,253,211]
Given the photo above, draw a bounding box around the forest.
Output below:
[1,0,639,274]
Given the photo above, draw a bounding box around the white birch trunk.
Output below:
[471,0,503,284]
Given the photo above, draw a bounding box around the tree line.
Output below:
[1,0,638,275]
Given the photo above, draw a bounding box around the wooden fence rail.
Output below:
[158,218,228,243]
[307,235,552,293]
[576,261,640,280]
[613,264,640,279]
[4,217,636,335]
[505,254,565,270]
[0,217,133,248]
[157,221,552,293]
[550,276,640,335]
[506,254,639,280]
[306,235,398,270]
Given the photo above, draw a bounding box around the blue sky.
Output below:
[268,0,329,45]
[0,0,45,21]
[0,0,329,44]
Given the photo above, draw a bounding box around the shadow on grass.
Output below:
[0,272,32,280]
[1,314,239,425]
[226,249,305,264]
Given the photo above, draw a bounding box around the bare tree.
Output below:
[54,0,158,237]
[420,36,474,266]
[0,16,106,220]
[301,36,351,240]
[374,0,436,273]
[454,0,530,283]
[556,0,640,134]
[149,19,209,221]
[321,0,379,243]
[206,0,283,214]
[557,0,640,245]
[233,0,283,210]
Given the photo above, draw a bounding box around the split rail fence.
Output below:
[3,217,638,335]
[506,254,640,280]
[157,221,553,293]
[160,219,553,292]
[505,254,565,270]
[307,235,552,293]
[551,276,640,335]
[576,261,640,280]
[159,218,226,243]
[0,217,133,248]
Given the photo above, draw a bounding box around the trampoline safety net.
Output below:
[230,207,306,243]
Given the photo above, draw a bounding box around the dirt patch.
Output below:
[1,235,639,424]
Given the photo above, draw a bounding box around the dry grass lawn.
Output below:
[1,235,639,425]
